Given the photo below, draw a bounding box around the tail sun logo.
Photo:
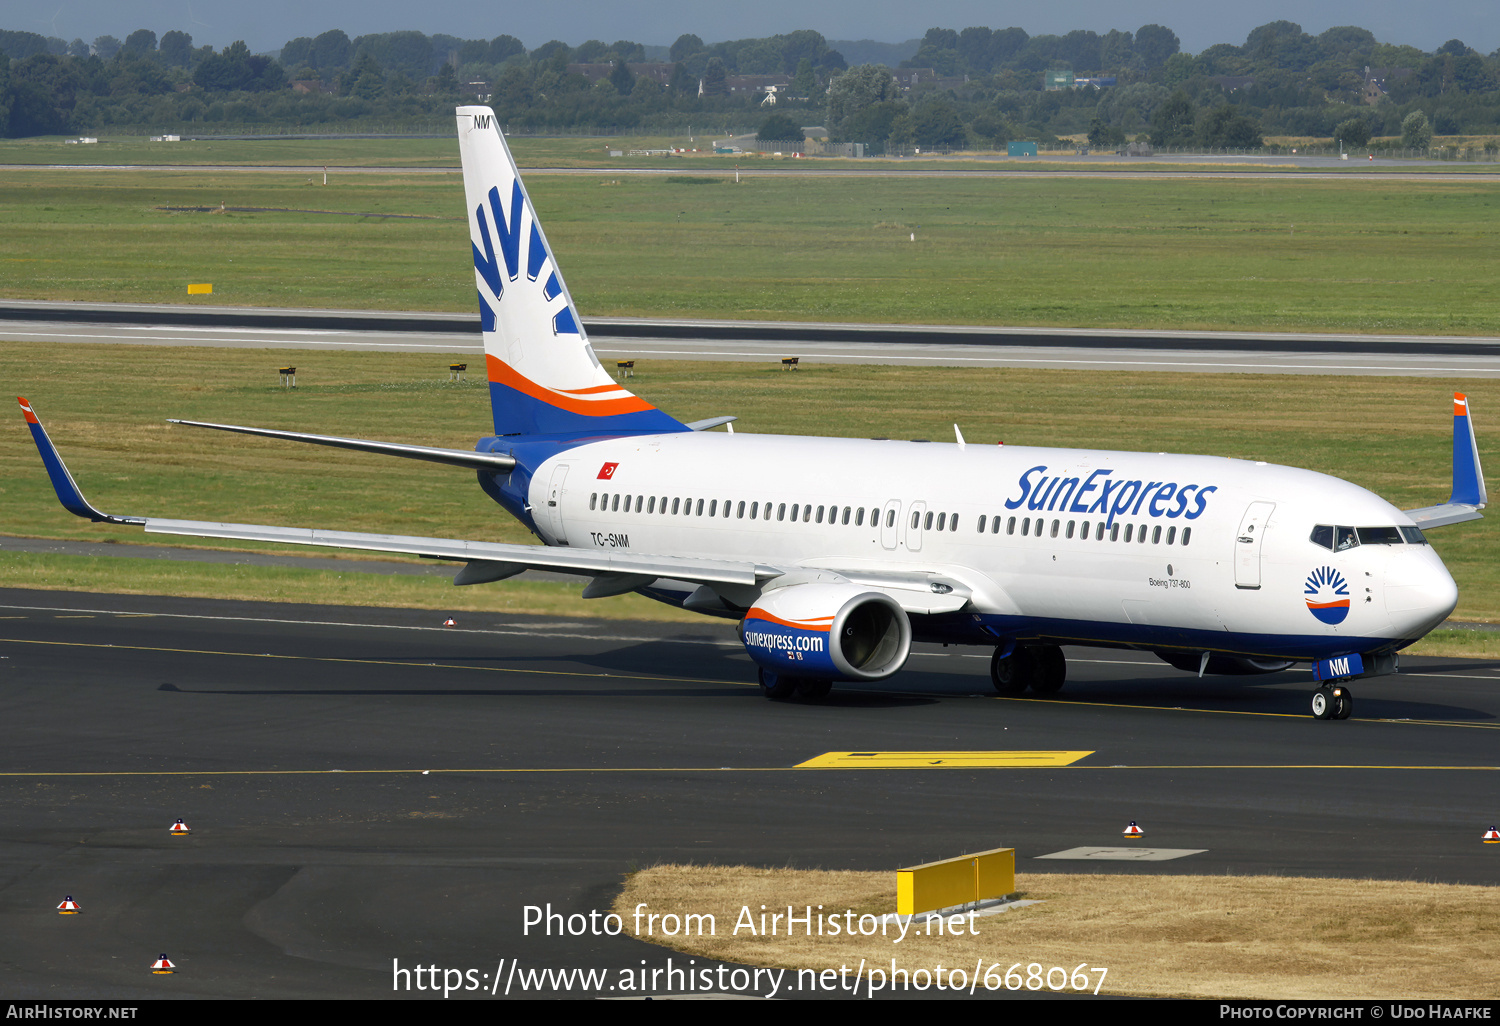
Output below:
[1304,565,1351,625]
[472,182,578,337]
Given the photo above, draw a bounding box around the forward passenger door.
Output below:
[1234,501,1275,589]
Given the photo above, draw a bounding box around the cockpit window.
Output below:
[1313,524,1414,549]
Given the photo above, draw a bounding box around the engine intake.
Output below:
[741,583,911,681]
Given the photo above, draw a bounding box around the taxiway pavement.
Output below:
[1,588,1496,997]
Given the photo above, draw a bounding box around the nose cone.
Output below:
[1385,549,1459,639]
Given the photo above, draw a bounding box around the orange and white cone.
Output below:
[151,954,175,974]
[170,819,190,835]
[443,618,456,627]
[1122,821,1144,838]
[1484,826,1499,844]
[57,896,80,914]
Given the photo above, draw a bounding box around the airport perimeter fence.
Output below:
[90,121,761,140]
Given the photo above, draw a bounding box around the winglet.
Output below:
[17,398,143,525]
[1450,392,1486,507]
[1405,392,1487,528]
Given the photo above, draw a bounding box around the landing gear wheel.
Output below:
[1332,685,1353,720]
[758,667,797,701]
[796,679,833,701]
[1311,686,1334,719]
[990,648,1024,694]
[1030,645,1067,695]
[990,647,1038,694]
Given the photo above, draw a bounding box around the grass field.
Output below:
[2,167,1499,333]
[2,345,1496,644]
[614,864,1500,999]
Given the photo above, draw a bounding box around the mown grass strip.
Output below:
[3,345,1496,626]
[3,167,1499,333]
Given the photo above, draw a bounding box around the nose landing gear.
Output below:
[1311,683,1353,720]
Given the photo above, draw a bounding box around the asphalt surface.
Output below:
[7,300,1500,376]
[2,586,1497,999]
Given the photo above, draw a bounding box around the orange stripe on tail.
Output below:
[485,355,659,417]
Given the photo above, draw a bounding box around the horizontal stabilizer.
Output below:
[168,420,516,472]
[684,416,738,431]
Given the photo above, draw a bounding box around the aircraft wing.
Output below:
[1402,503,1483,529]
[140,517,776,587]
[18,397,775,589]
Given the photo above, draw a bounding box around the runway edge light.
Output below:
[151,954,175,974]
[1123,821,1144,838]
[170,819,189,835]
[57,896,80,914]
[1484,826,1499,843]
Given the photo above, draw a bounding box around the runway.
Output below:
[1,587,1496,997]
[7,300,1500,376]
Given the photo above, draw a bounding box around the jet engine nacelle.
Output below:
[741,583,911,681]
[1154,651,1296,675]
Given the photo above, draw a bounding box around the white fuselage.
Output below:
[527,432,1457,657]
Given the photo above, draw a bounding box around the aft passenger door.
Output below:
[1234,501,1275,589]
[545,464,570,544]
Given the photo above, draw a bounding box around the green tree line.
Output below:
[0,21,1496,148]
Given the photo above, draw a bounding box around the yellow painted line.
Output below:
[0,637,747,687]
[0,763,1494,778]
[796,750,1095,768]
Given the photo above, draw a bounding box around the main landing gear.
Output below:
[758,667,833,702]
[990,645,1066,696]
[1311,683,1353,720]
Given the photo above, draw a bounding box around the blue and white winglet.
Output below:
[1404,392,1487,529]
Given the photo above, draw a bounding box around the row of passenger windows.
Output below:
[977,514,1192,547]
[1310,524,1427,550]
[588,492,1191,545]
[590,492,893,527]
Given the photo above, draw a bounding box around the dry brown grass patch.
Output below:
[614,864,1500,999]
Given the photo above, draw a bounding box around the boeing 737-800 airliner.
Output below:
[19,106,1487,720]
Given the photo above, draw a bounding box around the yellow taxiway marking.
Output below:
[796,750,1095,768]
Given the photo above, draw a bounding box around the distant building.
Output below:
[1362,66,1413,104]
[1073,76,1117,88]
[892,68,937,90]
[291,79,335,95]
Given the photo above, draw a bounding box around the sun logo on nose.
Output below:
[1305,566,1351,625]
